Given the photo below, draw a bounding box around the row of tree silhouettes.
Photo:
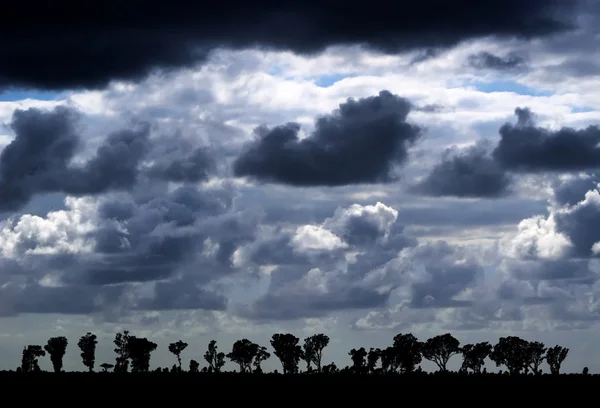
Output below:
[17,332,574,375]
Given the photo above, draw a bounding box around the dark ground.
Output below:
[1,371,596,403]
[2,370,599,384]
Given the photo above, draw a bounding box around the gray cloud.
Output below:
[554,189,600,258]
[134,279,228,311]
[74,185,247,286]
[0,180,259,318]
[352,176,600,333]
[237,202,419,321]
[553,175,598,207]
[467,51,527,71]
[493,107,600,172]
[412,143,512,198]
[0,107,150,211]
[409,241,484,308]
[233,90,422,186]
[0,107,219,212]
[144,141,214,183]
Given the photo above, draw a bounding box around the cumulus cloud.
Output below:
[353,173,600,333]
[322,202,399,246]
[0,179,258,318]
[502,174,600,260]
[503,214,572,260]
[237,201,415,320]
[477,175,600,330]
[554,186,600,257]
[493,107,600,172]
[412,143,512,198]
[233,90,421,186]
[291,225,348,253]
[0,106,220,213]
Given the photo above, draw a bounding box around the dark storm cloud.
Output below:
[233,91,422,186]
[493,107,600,172]
[467,51,527,71]
[0,107,151,211]
[412,143,512,198]
[0,107,219,212]
[0,1,579,90]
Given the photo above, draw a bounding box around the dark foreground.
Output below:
[2,371,599,384]
[1,371,597,403]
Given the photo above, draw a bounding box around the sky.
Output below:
[1,0,600,373]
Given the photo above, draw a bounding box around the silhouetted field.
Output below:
[2,371,599,385]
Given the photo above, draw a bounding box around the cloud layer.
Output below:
[0,1,580,89]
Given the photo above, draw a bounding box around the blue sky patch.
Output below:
[470,80,553,97]
[314,74,353,88]
[0,89,63,102]
[571,106,596,113]
[266,65,352,88]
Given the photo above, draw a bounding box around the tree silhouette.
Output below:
[168,340,188,371]
[546,345,569,375]
[525,341,546,375]
[113,330,131,373]
[302,334,329,373]
[270,333,303,374]
[44,336,68,373]
[253,345,270,373]
[227,339,260,373]
[349,347,368,374]
[460,342,492,373]
[489,336,529,375]
[367,348,381,374]
[126,336,157,373]
[380,346,396,373]
[8,330,578,378]
[204,339,225,373]
[392,333,423,373]
[422,333,460,372]
[21,345,45,373]
[77,332,97,372]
